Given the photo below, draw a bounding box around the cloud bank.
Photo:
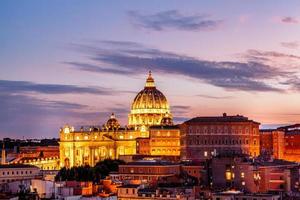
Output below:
[281,16,298,24]
[128,10,222,31]
[0,80,114,95]
[67,40,299,92]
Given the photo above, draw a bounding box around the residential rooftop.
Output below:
[122,160,178,166]
[118,184,140,188]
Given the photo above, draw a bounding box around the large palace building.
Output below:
[180,114,260,161]
[59,72,180,168]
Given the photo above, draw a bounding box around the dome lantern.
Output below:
[145,70,155,88]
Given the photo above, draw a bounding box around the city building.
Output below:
[13,156,60,170]
[180,114,260,161]
[212,191,280,200]
[117,184,194,200]
[181,164,204,184]
[0,164,40,184]
[260,129,285,159]
[9,146,60,170]
[59,72,178,168]
[136,124,180,158]
[278,124,300,162]
[211,156,299,193]
[110,160,181,184]
[260,124,300,162]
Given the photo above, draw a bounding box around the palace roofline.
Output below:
[184,113,260,124]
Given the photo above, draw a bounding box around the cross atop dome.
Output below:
[145,70,155,88]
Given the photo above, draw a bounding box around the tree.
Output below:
[55,159,125,182]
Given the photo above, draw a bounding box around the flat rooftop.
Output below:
[122,160,178,166]
[118,184,140,188]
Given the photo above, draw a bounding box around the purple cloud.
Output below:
[68,41,290,92]
[281,16,298,24]
[281,41,299,49]
[128,10,222,31]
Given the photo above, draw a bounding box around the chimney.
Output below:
[223,113,227,117]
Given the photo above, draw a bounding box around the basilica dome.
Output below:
[128,71,172,128]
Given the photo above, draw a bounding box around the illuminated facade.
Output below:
[260,124,300,162]
[180,113,260,161]
[59,72,179,168]
[260,130,285,159]
[7,146,60,170]
[137,125,181,157]
[12,156,60,170]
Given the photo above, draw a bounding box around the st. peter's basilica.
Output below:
[59,72,181,167]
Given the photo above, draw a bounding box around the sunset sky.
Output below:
[1,0,300,138]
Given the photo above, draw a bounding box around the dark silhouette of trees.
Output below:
[55,159,125,182]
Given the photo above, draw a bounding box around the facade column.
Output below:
[73,145,76,167]
[79,147,82,166]
[59,145,64,168]
[82,147,85,166]
[69,146,74,167]
[89,147,92,166]
[89,147,95,166]
[91,148,95,166]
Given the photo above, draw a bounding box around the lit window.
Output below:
[204,151,208,157]
[64,127,70,134]
[242,181,245,185]
[241,172,245,178]
[84,136,88,140]
[76,136,79,140]
[225,171,232,181]
[120,135,124,139]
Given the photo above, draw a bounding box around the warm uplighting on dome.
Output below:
[128,71,172,129]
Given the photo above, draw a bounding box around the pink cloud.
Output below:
[281,16,298,24]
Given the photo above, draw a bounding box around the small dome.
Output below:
[161,112,173,126]
[106,113,120,129]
